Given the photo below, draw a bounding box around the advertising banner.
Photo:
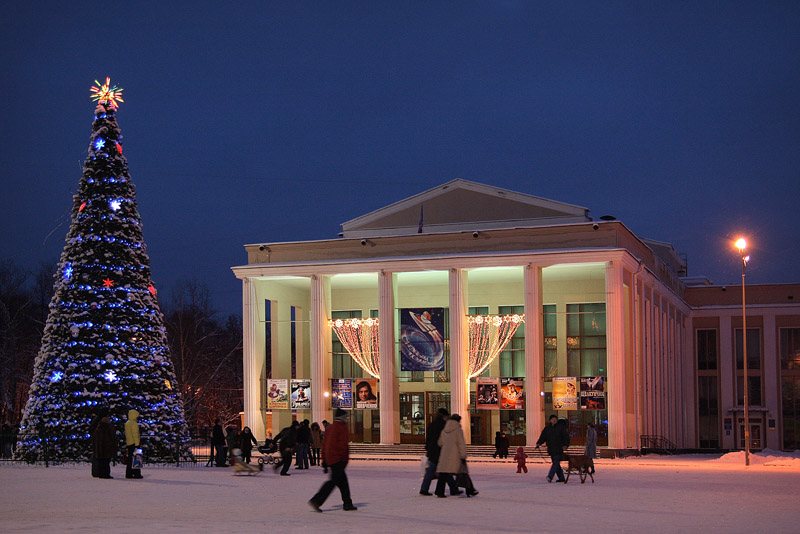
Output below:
[500,377,525,410]
[353,378,378,410]
[290,379,311,410]
[399,308,446,371]
[552,377,578,410]
[580,376,605,410]
[330,379,352,409]
[267,379,289,410]
[476,377,500,409]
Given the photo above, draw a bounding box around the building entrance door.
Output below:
[426,391,450,426]
[738,418,763,450]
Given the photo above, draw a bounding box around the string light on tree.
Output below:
[15,77,190,463]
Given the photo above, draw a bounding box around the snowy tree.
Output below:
[15,79,191,462]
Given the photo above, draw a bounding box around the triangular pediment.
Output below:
[341,179,590,237]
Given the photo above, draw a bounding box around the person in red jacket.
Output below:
[308,409,357,512]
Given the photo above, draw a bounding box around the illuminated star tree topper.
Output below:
[90,77,124,109]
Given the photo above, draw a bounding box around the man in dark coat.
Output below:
[295,419,311,469]
[275,421,298,476]
[211,419,226,467]
[92,416,116,479]
[419,407,460,496]
[308,409,356,512]
[536,414,570,483]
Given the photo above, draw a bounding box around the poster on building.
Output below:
[290,379,311,410]
[267,379,289,410]
[500,377,525,410]
[330,379,352,409]
[580,376,605,410]
[400,308,446,372]
[353,378,378,409]
[552,377,578,410]
[476,377,500,409]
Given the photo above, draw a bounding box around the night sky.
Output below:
[2,2,799,317]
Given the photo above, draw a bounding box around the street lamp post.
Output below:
[735,238,750,467]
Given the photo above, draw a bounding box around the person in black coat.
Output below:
[497,432,510,459]
[239,426,258,463]
[211,419,227,467]
[536,415,570,483]
[295,419,311,469]
[274,421,298,476]
[419,408,460,496]
[92,417,117,479]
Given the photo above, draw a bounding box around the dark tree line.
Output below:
[0,262,242,430]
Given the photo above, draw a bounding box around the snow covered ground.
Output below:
[1,450,798,533]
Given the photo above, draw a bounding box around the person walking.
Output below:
[308,409,357,512]
[310,422,323,466]
[211,419,226,467]
[435,413,473,498]
[295,419,311,469]
[497,431,510,459]
[124,409,142,479]
[419,408,459,496]
[492,431,502,459]
[585,422,597,459]
[535,414,570,483]
[239,426,258,463]
[92,416,116,479]
[514,446,528,473]
[275,421,298,476]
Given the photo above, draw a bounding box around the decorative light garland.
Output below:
[467,314,524,378]
[329,317,381,379]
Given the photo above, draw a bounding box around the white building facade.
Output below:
[232,180,799,453]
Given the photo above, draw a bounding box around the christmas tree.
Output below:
[16,79,191,462]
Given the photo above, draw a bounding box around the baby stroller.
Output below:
[231,448,263,475]
[256,439,279,466]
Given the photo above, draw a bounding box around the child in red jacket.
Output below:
[514,446,528,473]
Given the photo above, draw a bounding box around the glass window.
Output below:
[735,328,761,370]
[498,305,525,377]
[783,376,800,450]
[264,299,272,379]
[543,304,557,378]
[737,375,762,406]
[697,376,719,448]
[566,303,606,377]
[697,329,717,370]
[331,310,364,379]
[780,328,800,370]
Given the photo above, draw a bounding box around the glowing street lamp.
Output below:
[735,238,750,466]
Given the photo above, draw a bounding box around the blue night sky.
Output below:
[1,2,799,317]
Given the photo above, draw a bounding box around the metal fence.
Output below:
[0,429,219,468]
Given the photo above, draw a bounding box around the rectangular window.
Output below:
[498,305,525,377]
[780,328,800,370]
[697,376,719,448]
[566,303,607,377]
[331,310,364,379]
[782,376,800,450]
[697,329,717,370]
[543,304,557,378]
[735,328,761,370]
[264,299,272,379]
[290,306,297,379]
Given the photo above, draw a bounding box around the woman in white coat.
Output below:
[434,413,467,498]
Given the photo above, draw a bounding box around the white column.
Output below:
[449,268,470,442]
[310,275,332,426]
[524,264,544,445]
[242,278,266,439]
[763,315,779,449]
[379,271,400,444]
[606,261,628,449]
